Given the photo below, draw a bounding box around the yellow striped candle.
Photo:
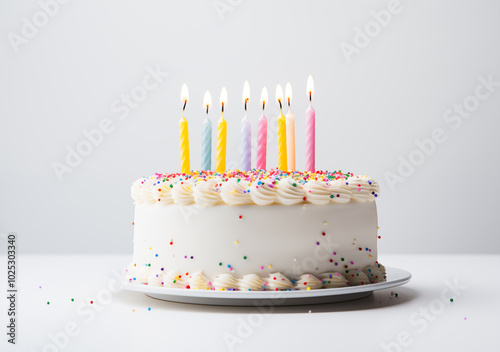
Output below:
[216,87,228,174]
[276,84,287,171]
[179,83,190,174]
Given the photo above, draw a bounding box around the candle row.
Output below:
[178,76,316,174]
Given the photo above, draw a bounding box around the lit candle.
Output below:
[305,75,316,172]
[276,84,287,171]
[285,82,295,171]
[241,81,251,171]
[257,87,268,170]
[201,90,212,170]
[216,87,228,174]
[179,83,190,174]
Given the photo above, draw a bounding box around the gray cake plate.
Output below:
[124,267,411,306]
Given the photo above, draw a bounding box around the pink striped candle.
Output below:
[305,75,315,172]
[257,87,268,170]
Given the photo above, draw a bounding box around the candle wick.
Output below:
[288,97,290,107]
[206,106,209,114]
[262,102,265,110]
[309,92,311,102]
[244,101,247,112]
[222,103,224,113]
[183,100,187,111]
[279,100,282,110]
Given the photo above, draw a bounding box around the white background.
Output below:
[1,0,500,256]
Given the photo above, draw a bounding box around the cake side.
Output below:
[126,170,386,290]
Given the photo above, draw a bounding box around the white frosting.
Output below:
[127,266,386,290]
[188,271,211,290]
[303,180,333,205]
[276,177,305,205]
[130,201,379,283]
[125,263,136,281]
[266,273,293,291]
[147,270,164,287]
[363,263,387,283]
[238,274,265,291]
[152,179,174,204]
[321,272,349,288]
[129,172,382,290]
[131,178,155,204]
[346,175,380,202]
[126,264,150,284]
[294,274,323,290]
[193,178,222,207]
[212,274,238,291]
[329,179,353,204]
[131,174,380,206]
[162,271,185,288]
[344,269,369,286]
[250,180,278,205]
[220,178,253,205]
[172,180,195,205]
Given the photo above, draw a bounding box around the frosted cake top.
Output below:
[131,170,380,206]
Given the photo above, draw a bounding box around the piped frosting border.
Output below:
[125,262,387,291]
[131,170,380,206]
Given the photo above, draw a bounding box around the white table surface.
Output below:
[0,254,498,352]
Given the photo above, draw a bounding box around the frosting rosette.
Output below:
[266,272,293,291]
[294,274,323,290]
[362,263,386,283]
[220,178,252,205]
[131,177,156,204]
[163,271,185,288]
[303,180,332,205]
[276,177,305,205]
[125,263,150,284]
[152,179,175,204]
[172,179,195,205]
[212,274,239,291]
[250,179,278,205]
[346,175,380,202]
[147,270,164,287]
[194,177,222,207]
[188,271,211,290]
[329,179,353,203]
[320,272,349,288]
[344,269,369,286]
[238,274,265,291]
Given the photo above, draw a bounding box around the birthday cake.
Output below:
[125,170,386,291]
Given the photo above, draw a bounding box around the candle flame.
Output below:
[180,83,189,107]
[275,84,284,108]
[306,75,314,100]
[203,90,212,112]
[242,81,250,107]
[285,82,292,106]
[220,86,228,109]
[260,87,268,109]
